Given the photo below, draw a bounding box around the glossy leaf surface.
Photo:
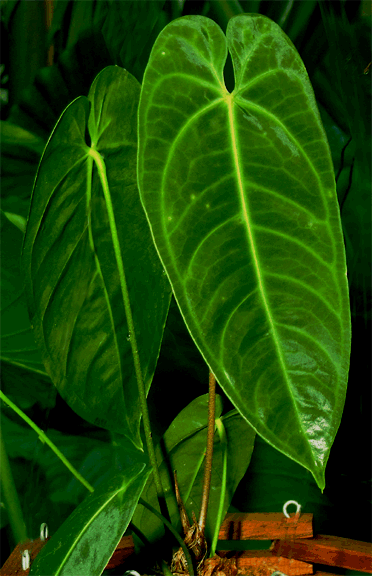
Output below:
[29,462,151,576]
[137,14,351,488]
[132,394,256,546]
[22,66,172,448]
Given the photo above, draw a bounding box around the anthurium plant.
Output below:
[1,11,352,576]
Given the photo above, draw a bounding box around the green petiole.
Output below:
[209,417,227,557]
[0,391,94,494]
[138,497,195,576]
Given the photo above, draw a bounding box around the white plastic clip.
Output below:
[283,500,301,518]
[40,522,49,541]
[21,549,30,571]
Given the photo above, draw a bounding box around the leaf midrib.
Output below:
[227,92,307,441]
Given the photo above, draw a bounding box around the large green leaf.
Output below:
[132,394,256,547]
[29,463,151,576]
[137,14,351,489]
[21,66,172,448]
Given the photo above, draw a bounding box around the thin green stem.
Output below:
[138,498,195,576]
[0,391,94,493]
[198,371,216,535]
[0,419,28,544]
[161,559,174,576]
[90,149,170,523]
[210,417,227,557]
[129,522,151,548]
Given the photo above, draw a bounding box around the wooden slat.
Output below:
[314,572,346,576]
[0,537,50,576]
[234,549,313,575]
[3,519,369,576]
[105,535,135,570]
[0,536,134,575]
[271,534,372,573]
[218,512,313,540]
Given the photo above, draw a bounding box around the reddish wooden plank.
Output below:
[0,537,50,576]
[234,549,313,575]
[218,512,313,540]
[314,572,345,576]
[271,534,372,573]
[0,535,134,575]
[105,535,135,570]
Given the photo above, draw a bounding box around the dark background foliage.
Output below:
[1,0,371,574]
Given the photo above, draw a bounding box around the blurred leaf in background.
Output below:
[1,211,54,410]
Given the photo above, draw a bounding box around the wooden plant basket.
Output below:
[1,510,371,575]
[216,511,372,575]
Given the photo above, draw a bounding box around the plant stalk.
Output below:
[139,498,195,576]
[0,391,94,493]
[210,418,227,557]
[198,370,216,535]
[136,370,170,523]
[0,419,28,544]
[91,149,170,523]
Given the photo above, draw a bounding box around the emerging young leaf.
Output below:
[22,66,172,449]
[132,394,255,547]
[137,14,351,489]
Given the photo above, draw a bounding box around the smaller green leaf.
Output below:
[201,409,256,547]
[132,394,255,547]
[29,463,151,576]
[21,65,172,446]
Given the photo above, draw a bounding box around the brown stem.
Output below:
[198,370,216,535]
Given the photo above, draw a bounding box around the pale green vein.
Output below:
[200,281,257,326]
[226,91,306,436]
[31,151,88,279]
[39,207,89,368]
[234,96,329,205]
[161,97,223,238]
[235,67,299,97]
[232,31,272,89]
[221,280,340,374]
[185,214,239,276]
[167,174,233,239]
[88,147,143,443]
[274,323,341,371]
[84,154,123,387]
[263,271,339,312]
[252,225,333,267]
[150,71,223,102]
